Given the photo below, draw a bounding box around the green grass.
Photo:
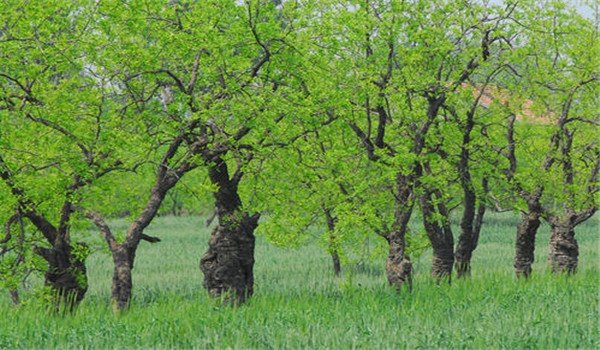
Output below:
[0,213,598,349]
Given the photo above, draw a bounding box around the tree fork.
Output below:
[199,153,261,305]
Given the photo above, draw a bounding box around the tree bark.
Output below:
[200,211,259,305]
[454,192,476,278]
[385,234,412,292]
[548,220,578,274]
[420,190,454,284]
[454,104,477,279]
[514,211,540,278]
[111,246,133,311]
[383,173,414,292]
[330,237,341,277]
[324,207,341,277]
[33,239,87,311]
[430,243,454,284]
[1,158,87,309]
[455,188,487,278]
[200,156,259,305]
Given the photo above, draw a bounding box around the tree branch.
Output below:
[73,206,118,252]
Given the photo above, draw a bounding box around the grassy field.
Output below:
[0,213,598,349]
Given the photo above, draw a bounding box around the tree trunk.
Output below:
[200,156,259,305]
[111,246,133,311]
[9,289,19,305]
[454,106,479,279]
[420,190,454,284]
[454,198,476,278]
[385,234,412,292]
[548,221,578,274]
[431,243,454,284]
[330,238,341,277]
[455,195,487,278]
[324,207,341,277]
[514,212,540,278]
[384,173,414,292]
[33,239,87,311]
[200,210,259,305]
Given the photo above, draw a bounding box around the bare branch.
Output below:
[73,206,118,252]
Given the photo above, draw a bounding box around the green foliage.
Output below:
[0,0,597,311]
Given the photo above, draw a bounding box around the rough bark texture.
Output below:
[78,168,175,311]
[454,223,475,278]
[514,212,540,278]
[200,211,259,305]
[454,182,486,279]
[383,173,413,292]
[420,189,454,284]
[548,221,578,274]
[454,104,478,279]
[431,244,454,284]
[111,246,133,311]
[385,236,412,292]
[33,239,87,310]
[200,156,259,305]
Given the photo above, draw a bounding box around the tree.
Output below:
[75,0,312,308]
[497,0,599,276]
[0,0,131,309]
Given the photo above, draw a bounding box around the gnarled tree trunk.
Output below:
[430,242,454,283]
[454,178,487,279]
[513,193,543,278]
[385,234,412,293]
[514,211,540,278]
[200,156,259,305]
[548,220,578,274]
[33,238,87,311]
[420,189,454,284]
[200,211,259,305]
[383,173,414,292]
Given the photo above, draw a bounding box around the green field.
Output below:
[1,213,598,349]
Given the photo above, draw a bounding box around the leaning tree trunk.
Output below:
[514,211,541,278]
[33,238,88,311]
[454,178,487,279]
[548,220,578,274]
[200,157,259,305]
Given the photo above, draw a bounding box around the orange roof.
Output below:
[459,83,554,124]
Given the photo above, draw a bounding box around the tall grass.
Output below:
[0,213,598,349]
